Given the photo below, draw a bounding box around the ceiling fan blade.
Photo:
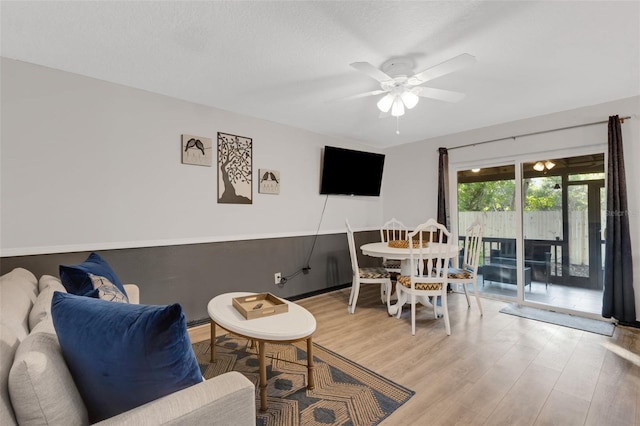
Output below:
[408,53,476,85]
[350,62,393,83]
[341,89,387,101]
[326,89,387,104]
[414,87,466,103]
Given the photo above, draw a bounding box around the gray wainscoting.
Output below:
[1,230,381,324]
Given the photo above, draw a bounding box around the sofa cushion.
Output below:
[59,252,128,299]
[28,287,56,331]
[0,268,37,302]
[27,316,57,336]
[0,268,38,341]
[8,328,88,426]
[51,292,202,423]
[38,274,66,293]
[1,325,20,426]
[30,276,67,331]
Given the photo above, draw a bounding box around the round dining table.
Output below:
[360,241,461,314]
[360,242,460,275]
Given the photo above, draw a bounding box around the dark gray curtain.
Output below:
[437,147,452,288]
[437,147,449,230]
[602,115,636,325]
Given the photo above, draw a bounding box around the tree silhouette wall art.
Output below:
[217,132,252,204]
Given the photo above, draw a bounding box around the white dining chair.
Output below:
[345,219,392,314]
[448,221,483,315]
[395,218,453,335]
[379,218,408,274]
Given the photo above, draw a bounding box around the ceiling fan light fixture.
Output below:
[349,53,475,131]
[545,161,556,170]
[400,90,419,109]
[533,161,545,172]
[376,93,394,113]
[391,97,405,117]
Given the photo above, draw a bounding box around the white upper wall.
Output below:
[0,58,385,256]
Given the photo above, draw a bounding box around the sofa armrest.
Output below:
[95,371,255,426]
[122,284,139,304]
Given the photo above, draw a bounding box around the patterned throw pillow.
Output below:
[88,273,129,303]
[59,252,128,300]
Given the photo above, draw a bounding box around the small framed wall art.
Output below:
[182,134,213,166]
[259,169,280,194]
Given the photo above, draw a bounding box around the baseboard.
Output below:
[287,284,351,302]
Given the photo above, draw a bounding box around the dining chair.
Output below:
[448,221,484,316]
[345,219,392,314]
[394,218,453,335]
[379,218,408,273]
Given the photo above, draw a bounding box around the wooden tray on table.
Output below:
[232,293,288,320]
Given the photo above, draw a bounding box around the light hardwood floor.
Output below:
[189,286,640,426]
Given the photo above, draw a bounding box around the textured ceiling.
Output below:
[2,1,639,148]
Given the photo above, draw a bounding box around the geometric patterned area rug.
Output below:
[500,303,615,336]
[192,334,414,426]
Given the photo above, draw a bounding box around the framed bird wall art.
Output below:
[182,134,213,166]
[259,169,280,194]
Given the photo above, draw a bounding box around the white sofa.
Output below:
[0,267,256,425]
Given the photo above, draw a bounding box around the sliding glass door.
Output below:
[522,155,604,315]
[457,164,518,300]
[455,152,605,316]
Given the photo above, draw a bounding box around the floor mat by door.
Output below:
[499,303,615,336]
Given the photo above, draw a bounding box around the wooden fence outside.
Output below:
[458,211,592,265]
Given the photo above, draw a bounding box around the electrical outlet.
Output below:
[274,272,282,285]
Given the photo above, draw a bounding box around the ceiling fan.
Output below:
[348,53,476,117]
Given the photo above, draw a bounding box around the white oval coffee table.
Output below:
[207,292,316,412]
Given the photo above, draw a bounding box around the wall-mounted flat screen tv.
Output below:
[320,146,385,196]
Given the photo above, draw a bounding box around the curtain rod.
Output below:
[444,116,632,152]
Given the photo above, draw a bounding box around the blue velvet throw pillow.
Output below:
[51,292,203,423]
[59,252,128,299]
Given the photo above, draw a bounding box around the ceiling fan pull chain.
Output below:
[396,116,400,135]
